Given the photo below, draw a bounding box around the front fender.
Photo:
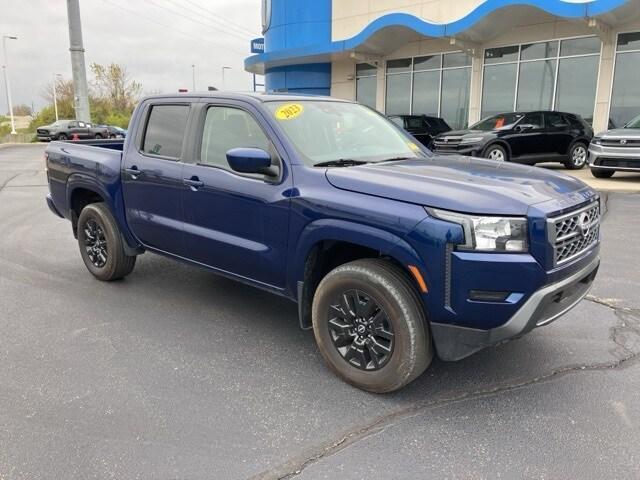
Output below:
[289,218,425,294]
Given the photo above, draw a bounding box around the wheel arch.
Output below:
[66,176,141,254]
[291,219,428,329]
[482,140,512,158]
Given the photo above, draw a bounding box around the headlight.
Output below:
[459,137,484,145]
[592,137,602,145]
[427,208,529,252]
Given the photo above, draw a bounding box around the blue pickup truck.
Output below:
[45,93,601,392]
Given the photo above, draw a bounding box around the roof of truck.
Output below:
[141,91,351,104]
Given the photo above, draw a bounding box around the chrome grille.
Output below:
[549,200,600,266]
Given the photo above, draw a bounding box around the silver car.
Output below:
[589,114,640,178]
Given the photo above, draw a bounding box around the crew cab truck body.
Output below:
[45,93,601,392]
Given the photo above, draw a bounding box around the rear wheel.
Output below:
[94,133,104,139]
[77,203,136,281]
[312,259,432,393]
[483,144,508,162]
[57,133,67,141]
[564,142,588,169]
[591,168,615,179]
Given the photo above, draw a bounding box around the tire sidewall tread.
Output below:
[312,259,432,393]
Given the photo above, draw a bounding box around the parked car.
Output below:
[37,120,109,141]
[432,111,594,169]
[388,114,451,148]
[98,125,127,139]
[45,93,600,393]
[589,114,640,178]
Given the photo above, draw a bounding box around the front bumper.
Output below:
[46,193,64,218]
[432,145,483,156]
[431,255,599,361]
[589,144,640,171]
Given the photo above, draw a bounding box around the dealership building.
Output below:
[245,0,640,132]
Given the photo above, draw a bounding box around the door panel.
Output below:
[544,112,574,155]
[181,105,291,288]
[122,103,190,254]
[510,113,545,157]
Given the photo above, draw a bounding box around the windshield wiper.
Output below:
[376,156,414,163]
[314,159,370,167]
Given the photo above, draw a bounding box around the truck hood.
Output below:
[325,155,594,216]
[598,128,640,139]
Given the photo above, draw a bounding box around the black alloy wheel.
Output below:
[327,289,394,371]
[83,219,108,268]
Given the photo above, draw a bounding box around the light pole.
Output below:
[2,35,18,135]
[53,73,62,122]
[191,64,196,92]
[221,66,231,90]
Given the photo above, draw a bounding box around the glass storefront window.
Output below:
[414,55,441,71]
[481,64,517,118]
[385,73,411,115]
[516,60,555,111]
[484,45,519,64]
[441,68,471,129]
[481,36,600,123]
[356,63,377,109]
[555,55,599,124]
[617,32,640,52]
[384,51,472,128]
[412,70,440,117]
[521,41,558,60]
[610,33,640,128]
[443,52,472,68]
[560,36,601,56]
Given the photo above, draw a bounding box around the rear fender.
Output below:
[66,174,141,253]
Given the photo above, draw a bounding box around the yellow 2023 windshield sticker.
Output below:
[407,142,420,152]
[275,103,304,120]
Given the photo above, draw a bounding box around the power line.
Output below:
[180,0,259,37]
[100,0,246,55]
[147,0,253,42]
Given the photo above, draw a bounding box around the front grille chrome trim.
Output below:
[547,200,600,267]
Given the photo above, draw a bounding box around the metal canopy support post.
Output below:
[66,0,91,122]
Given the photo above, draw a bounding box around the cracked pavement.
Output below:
[1,144,639,479]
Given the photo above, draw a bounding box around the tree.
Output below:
[12,104,32,116]
[90,63,142,113]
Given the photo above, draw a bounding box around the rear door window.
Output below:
[142,104,190,159]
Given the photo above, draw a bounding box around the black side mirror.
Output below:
[226,148,278,177]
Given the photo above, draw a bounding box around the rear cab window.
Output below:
[142,104,190,159]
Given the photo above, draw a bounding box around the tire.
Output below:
[591,168,615,179]
[564,142,588,170]
[77,203,136,281]
[312,258,433,393]
[109,134,116,139]
[94,133,104,139]
[57,133,67,141]
[483,144,508,162]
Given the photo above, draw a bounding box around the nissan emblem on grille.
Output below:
[549,200,600,266]
[620,139,627,145]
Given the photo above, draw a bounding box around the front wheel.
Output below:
[564,142,588,169]
[483,144,508,162]
[77,203,136,281]
[591,168,615,179]
[312,259,433,393]
[94,133,104,139]
[57,133,67,141]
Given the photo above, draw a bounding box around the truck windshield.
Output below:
[265,101,428,166]
[624,115,640,129]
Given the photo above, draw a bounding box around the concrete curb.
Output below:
[0,143,43,149]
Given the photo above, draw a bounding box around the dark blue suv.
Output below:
[45,93,601,392]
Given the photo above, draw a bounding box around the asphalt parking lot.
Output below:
[1,144,639,479]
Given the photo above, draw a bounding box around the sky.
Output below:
[0,0,263,113]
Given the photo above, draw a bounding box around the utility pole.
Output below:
[221,66,231,90]
[2,35,18,135]
[53,73,62,122]
[191,64,196,91]
[66,0,90,122]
